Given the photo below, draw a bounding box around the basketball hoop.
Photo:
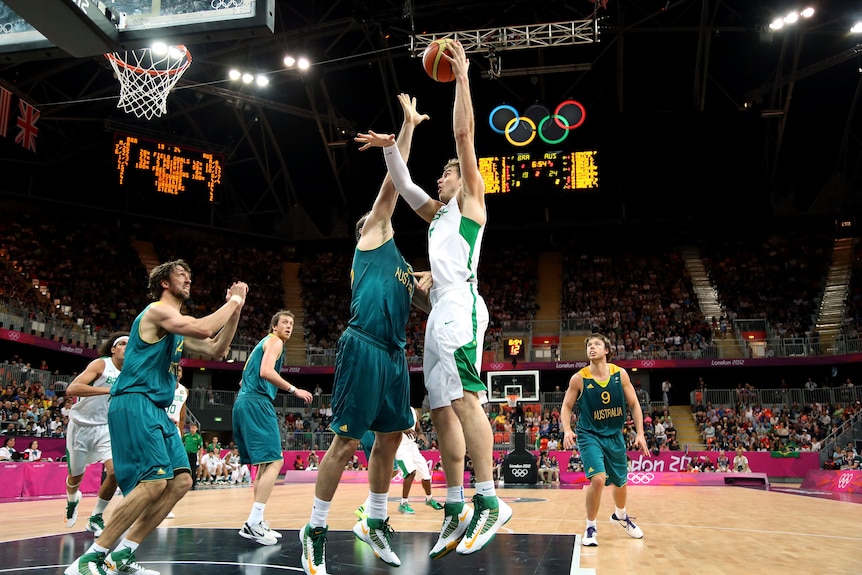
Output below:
[105,45,192,120]
[506,394,520,409]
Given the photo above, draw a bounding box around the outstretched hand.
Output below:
[397,93,430,127]
[355,130,395,151]
[442,40,469,79]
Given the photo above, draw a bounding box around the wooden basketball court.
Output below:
[2,480,860,575]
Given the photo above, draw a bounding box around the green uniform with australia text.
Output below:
[330,238,414,438]
[108,302,189,494]
[575,363,629,487]
[233,334,285,465]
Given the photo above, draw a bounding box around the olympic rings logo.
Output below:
[0,23,13,35]
[511,468,530,478]
[489,100,585,147]
[627,472,655,484]
[489,363,506,370]
[838,472,853,489]
[641,361,655,368]
[8,331,20,341]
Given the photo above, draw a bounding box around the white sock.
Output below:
[310,497,331,528]
[401,497,409,505]
[446,486,464,504]
[587,519,597,529]
[368,491,388,520]
[116,538,139,553]
[92,497,110,515]
[615,507,626,519]
[475,480,496,498]
[67,489,81,503]
[87,543,109,555]
[247,502,265,525]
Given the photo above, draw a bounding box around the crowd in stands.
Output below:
[0,204,854,366]
[296,250,353,356]
[688,395,861,465]
[0,214,147,334]
[0,354,68,440]
[844,243,862,338]
[699,232,833,339]
[152,236,292,346]
[561,241,713,360]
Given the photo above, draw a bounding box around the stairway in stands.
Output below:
[814,237,856,354]
[679,245,744,357]
[282,262,306,366]
[668,405,705,451]
[130,239,161,274]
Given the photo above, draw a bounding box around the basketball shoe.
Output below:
[352,517,400,567]
[456,494,512,555]
[300,523,329,575]
[582,525,598,546]
[429,501,473,559]
[104,547,160,575]
[611,513,644,538]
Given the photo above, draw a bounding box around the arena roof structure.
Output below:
[0,0,860,240]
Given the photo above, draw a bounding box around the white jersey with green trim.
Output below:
[68,357,120,426]
[427,195,485,292]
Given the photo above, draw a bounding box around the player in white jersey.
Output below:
[164,365,188,518]
[395,407,444,514]
[166,365,188,434]
[63,332,128,537]
[360,40,510,559]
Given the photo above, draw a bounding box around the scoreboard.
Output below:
[479,150,598,194]
[113,134,223,201]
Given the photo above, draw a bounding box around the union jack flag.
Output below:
[14,100,39,153]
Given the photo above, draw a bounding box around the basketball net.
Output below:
[506,394,520,409]
[105,45,192,120]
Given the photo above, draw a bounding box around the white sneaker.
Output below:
[352,517,401,567]
[582,525,598,546]
[238,521,278,546]
[86,513,105,537]
[64,551,107,575]
[65,492,81,528]
[429,502,474,559]
[105,547,160,575]
[456,494,513,555]
[261,519,282,538]
[300,523,329,575]
[611,513,644,539]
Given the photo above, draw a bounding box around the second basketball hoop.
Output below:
[105,44,192,120]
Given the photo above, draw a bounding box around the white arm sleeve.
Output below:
[383,145,432,210]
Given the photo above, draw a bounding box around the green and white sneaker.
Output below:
[429,502,473,559]
[86,513,105,537]
[104,547,160,575]
[64,551,107,575]
[426,498,444,510]
[455,494,513,555]
[352,517,401,567]
[354,504,368,521]
[398,502,415,514]
[65,492,81,528]
[300,523,329,575]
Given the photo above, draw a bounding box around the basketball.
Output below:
[422,38,455,82]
